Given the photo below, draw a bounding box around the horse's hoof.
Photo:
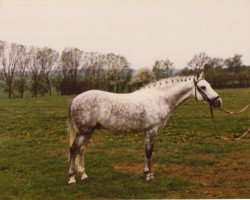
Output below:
[68,176,76,185]
[145,173,154,181]
[81,173,88,181]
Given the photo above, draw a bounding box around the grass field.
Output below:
[0,88,249,199]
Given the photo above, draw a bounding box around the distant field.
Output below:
[0,88,249,199]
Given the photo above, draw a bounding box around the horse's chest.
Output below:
[146,104,170,126]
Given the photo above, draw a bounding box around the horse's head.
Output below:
[192,72,222,108]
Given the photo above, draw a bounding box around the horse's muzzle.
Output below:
[212,97,222,108]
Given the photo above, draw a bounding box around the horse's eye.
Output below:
[200,86,206,90]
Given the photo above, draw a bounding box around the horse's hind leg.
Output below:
[68,134,85,184]
[75,132,93,181]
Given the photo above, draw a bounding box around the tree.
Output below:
[0,42,25,98]
[236,66,250,87]
[187,52,210,73]
[0,40,4,88]
[117,61,133,93]
[152,59,175,80]
[82,52,105,91]
[37,47,59,96]
[204,57,224,71]
[205,67,228,88]
[82,52,133,93]
[57,48,83,95]
[224,54,243,74]
[179,67,194,76]
[15,45,28,98]
[0,40,4,55]
[103,53,133,93]
[129,68,155,89]
[28,47,43,97]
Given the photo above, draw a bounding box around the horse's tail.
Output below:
[68,100,76,146]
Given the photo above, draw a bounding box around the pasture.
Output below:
[0,88,249,199]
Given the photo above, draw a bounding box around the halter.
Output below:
[193,78,221,136]
[193,79,220,104]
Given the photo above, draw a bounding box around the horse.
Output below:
[67,72,222,184]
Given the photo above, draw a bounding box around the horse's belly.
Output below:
[98,107,146,132]
[107,118,145,132]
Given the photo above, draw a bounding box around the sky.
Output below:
[0,0,250,69]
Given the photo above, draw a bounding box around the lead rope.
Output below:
[218,105,249,115]
[209,101,249,141]
[194,79,249,141]
[215,105,250,141]
[209,104,221,138]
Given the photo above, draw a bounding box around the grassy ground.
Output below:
[0,88,249,199]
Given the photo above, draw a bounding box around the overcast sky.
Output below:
[0,0,250,69]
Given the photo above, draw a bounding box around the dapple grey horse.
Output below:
[67,72,222,184]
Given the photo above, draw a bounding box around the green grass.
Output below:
[0,88,250,199]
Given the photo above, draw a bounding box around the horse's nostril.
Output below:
[216,99,222,107]
[213,98,222,107]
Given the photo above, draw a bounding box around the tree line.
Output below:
[0,41,134,98]
[0,40,249,98]
[181,52,250,88]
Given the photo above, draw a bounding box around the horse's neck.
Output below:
[136,77,195,110]
[160,81,194,110]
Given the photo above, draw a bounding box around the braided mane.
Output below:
[140,75,195,90]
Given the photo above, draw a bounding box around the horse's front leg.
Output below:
[144,128,157,181]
